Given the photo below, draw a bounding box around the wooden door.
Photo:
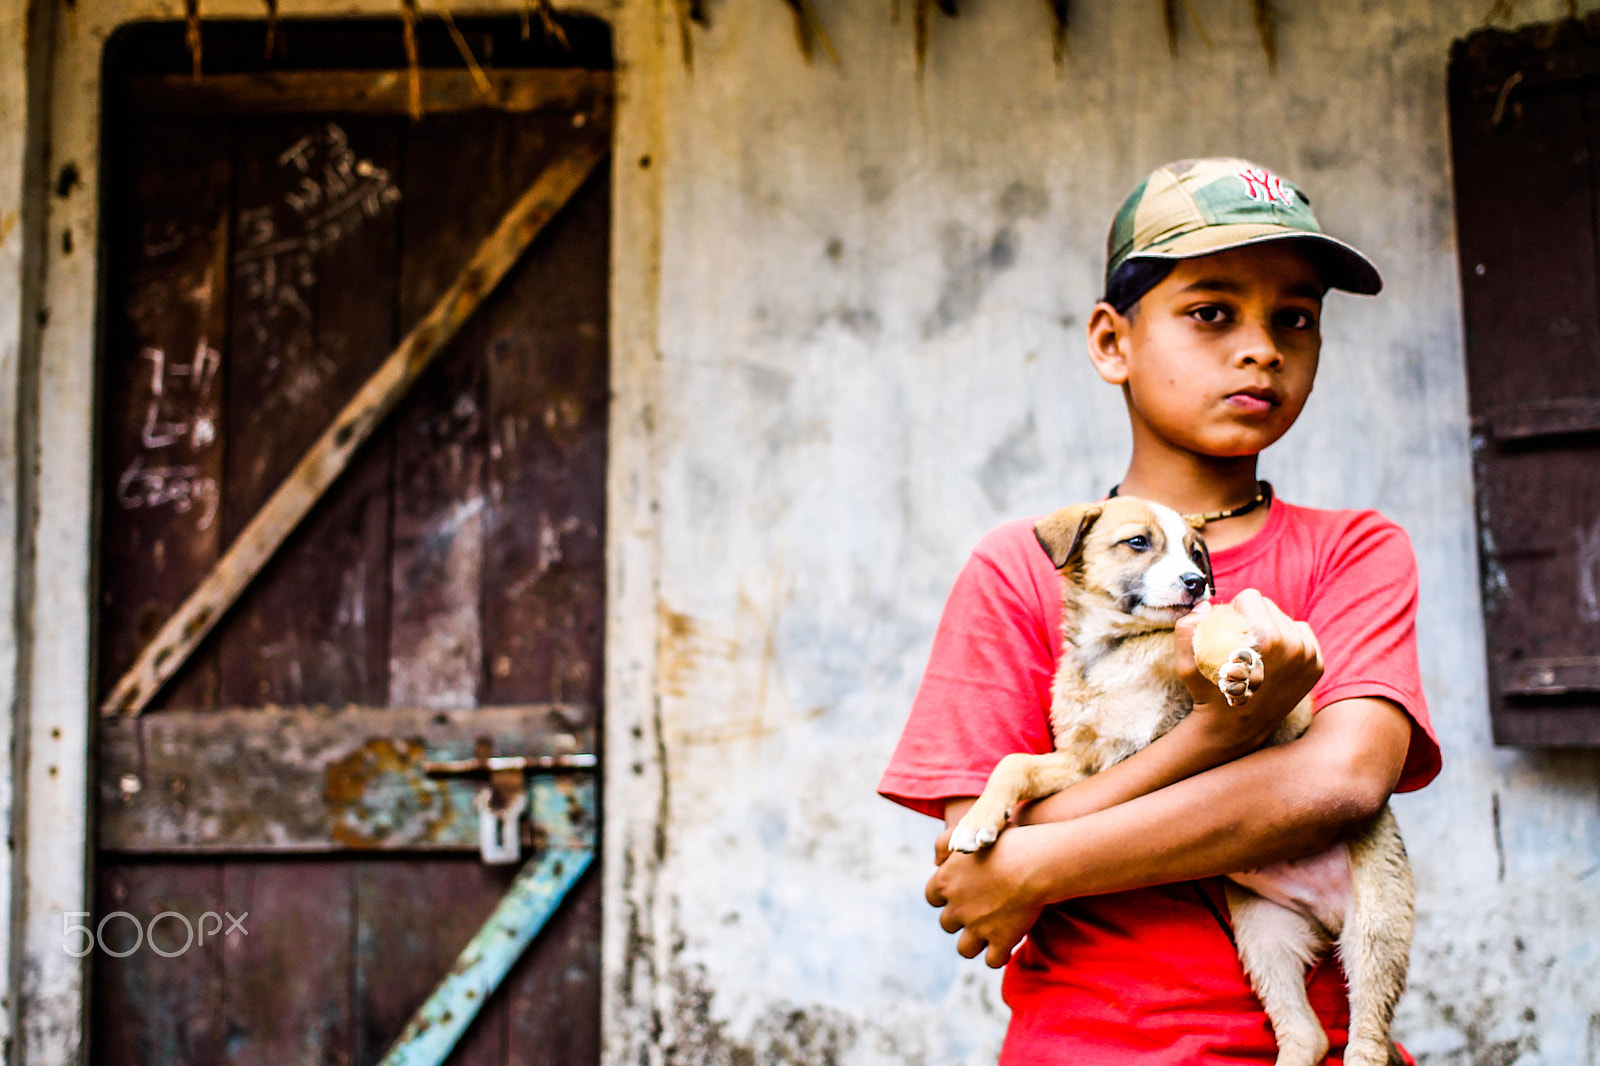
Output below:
[90,19,609,1064]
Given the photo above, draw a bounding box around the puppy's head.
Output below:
[1034,496,1213,622]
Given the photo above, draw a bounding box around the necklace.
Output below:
[1106,480,1273,528]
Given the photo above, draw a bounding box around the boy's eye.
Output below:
[1122,535,1152,552]
[1276,308,1318,330]
[1188,304,1231,325]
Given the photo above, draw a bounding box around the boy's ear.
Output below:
[1086,302,1130,386]
[1035,504,1104,570]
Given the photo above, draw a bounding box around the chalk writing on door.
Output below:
[139,341,219,450]
[233,122,401,397]
[117,336,222,529]
[234,122,401,267]
[117,124,402,531]
[118,455,220,531]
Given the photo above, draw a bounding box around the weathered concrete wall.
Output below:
[0,0,54,1056]
[0,0,26,1056]
[5,0,1599,1063]
[623,1,1600,1064]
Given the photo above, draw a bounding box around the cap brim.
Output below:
[1131,224,1383,296]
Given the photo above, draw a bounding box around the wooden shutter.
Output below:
[1449,16,1600,745]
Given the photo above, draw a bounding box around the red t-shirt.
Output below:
[878,499,1441,1065]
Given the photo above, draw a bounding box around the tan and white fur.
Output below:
[950,496,1413,1066]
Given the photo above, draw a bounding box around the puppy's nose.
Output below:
[1180,572,1208,597]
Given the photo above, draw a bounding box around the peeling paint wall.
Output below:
[0,0,56,1057]
[0,0,28,1056]
[625,1,1600,1064]
[5,0,1600,1063]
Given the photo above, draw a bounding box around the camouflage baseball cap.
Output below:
[1105,158,1382,295]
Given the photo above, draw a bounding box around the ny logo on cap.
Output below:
[1238,167,1295,208]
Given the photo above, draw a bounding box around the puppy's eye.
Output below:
[1122,535,1152,552]
[1190,547,1205,564]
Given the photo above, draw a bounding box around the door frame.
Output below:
[6,2,672,1063]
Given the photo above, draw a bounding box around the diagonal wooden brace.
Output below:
[377,775,596,1066]
[102,126,611,717]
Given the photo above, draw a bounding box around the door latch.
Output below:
[424,739,598,865]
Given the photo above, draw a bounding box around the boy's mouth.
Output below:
[1225,386,1280,414]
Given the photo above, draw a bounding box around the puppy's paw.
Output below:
[948,824,990,854]
[950,808,1006,853]
[1214,647,1263,706]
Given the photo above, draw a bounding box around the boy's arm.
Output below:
[925,694,1412,968]
[950,588,1325,832]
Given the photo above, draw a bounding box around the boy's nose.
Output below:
[1233,320,1283,368]
[1238,347,1284,369]
[1181,572,1208,597]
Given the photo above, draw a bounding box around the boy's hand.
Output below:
[1175,589,1323,754]
[925,827,1049,968]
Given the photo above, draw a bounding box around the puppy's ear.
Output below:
[1188,531,1215,595]
[1034,504,1104,570]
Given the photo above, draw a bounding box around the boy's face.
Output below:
[1088,243,1324,460]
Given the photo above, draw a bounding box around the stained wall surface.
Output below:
[624,1,1600,1064]
[2,0,1598,1064]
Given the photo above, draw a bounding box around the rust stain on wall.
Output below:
[657,603,737,700]
[655,568,804,754]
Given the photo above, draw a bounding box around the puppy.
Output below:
[950,496,1413,1066]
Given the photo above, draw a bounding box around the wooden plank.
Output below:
[102,114,612,717]
[1451,69,1600,416]
[360,116,509,1066]
[127,68,611,117]
[212,116,391,1066]
[385,114,499,711]
[479,110,610,1066]
[222,861,356,1065]
[1452,15,1600,98]
[483,112,610,712]
[504,871,601,1066]
[97,705,595,853]
[92,119,232,1066]
[91,861,226,1066]
[372,821,594,1066]
[370,119,501,1066]
[1481,398,1600,441]
[97,117,230,711]
[354,859,513,1066]
[219,116,401,708]
[1500,656,1600,696]
[1493,705,1600,746]
[1474,434,1600,701]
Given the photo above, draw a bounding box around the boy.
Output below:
[878,159,1442,1064]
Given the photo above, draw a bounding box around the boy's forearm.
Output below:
[928,698,1413,966]
[1010,713,1255,827]
[1016,741,1372,904]
[981,699,1408,898]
